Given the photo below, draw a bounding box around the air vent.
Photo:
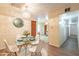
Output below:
[65,7,70,13]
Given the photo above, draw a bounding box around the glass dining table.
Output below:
[16,36,35,56]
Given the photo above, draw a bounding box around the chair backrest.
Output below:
[3,40,9,51]
[4,39,19,53]
[35,34,40,43]
[35,45,42,52]
[35,34,40,40]
[34,44,42,56]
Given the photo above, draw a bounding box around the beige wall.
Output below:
[48,17,60,47]
[0,4,32,49]
[48,4,79,47]
[0,15,31,49]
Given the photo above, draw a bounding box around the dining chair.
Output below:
[28,34,42,56]
[29,44,42,56]
[3,39,19,56]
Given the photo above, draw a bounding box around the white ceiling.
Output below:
[24,3,72,17]
[26,3,79,18]
[0,3,79,19]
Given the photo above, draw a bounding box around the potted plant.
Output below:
[23,31,30,37]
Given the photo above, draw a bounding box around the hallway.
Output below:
[41,40,79,56]
[40,34,48,43]
[60,36,78,50]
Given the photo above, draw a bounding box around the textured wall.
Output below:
[0,15,31,49]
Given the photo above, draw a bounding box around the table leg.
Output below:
[25,45,27,56]
[17,45,22,53]
[25,46,26,56]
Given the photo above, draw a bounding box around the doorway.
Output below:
[60,12,79,50]
[36,20,48,42]
[31,20,36,37]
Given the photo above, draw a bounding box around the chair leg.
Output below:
[35,52,42,56]
[14,52,17,56]
[31,52,35,56]
[18,45,22,53]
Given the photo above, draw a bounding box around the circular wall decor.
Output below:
[13,18,24,28]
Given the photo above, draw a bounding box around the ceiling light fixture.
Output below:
[22,11,31,19]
